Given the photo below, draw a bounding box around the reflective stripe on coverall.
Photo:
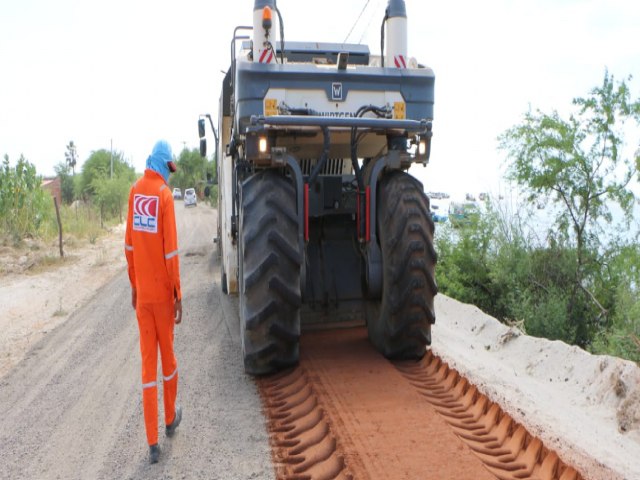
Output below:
[137,302,178,446]
[124,170,182,446]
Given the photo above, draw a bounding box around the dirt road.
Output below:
[1,201,638,479]
[0,203,275,480]
[258,328,583,480]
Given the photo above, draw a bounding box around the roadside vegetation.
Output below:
[169,148,218,207]
[0,145,216,255]
[436,72,640,362]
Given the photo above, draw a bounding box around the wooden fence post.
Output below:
[53,197,64,258]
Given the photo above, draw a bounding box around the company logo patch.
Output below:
[331,82,343,101]
[133,194,159,233]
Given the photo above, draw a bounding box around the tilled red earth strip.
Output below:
[257,327,585,480]
[394,353,583,480]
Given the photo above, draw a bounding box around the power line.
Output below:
[343,0,371,44]
[358,0,384,44]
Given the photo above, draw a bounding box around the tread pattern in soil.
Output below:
[257,328,587,480]
[394,351,584,480]
[258,368,354,480]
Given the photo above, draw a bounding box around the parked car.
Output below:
[172,188,182,199]
[430,203,448,223]
[449,201,479,227]
[183,188,197,207]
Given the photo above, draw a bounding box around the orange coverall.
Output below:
[124,169,182,446]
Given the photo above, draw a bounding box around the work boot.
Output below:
[149,444,160,464]
[166,405,182,437]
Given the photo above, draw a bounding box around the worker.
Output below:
[124,139,183,464]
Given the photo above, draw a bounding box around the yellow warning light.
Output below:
[262,6,273,30]
[264,98,277,116]
[394,101,406,119]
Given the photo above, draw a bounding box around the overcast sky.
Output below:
[1,0,638,198]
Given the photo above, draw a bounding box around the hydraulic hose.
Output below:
[380,11,388,68]
[350,104,391,240]
[275,4,285,63]
[307,127,330,185]
[350,131,366,241]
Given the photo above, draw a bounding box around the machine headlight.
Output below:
[259,136,268,153]
[246,131,272,165]
[415,132,431,164]
[418,139,427,156]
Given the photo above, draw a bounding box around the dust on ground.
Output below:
[0,226,125,379]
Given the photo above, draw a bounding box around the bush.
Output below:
[435,198,640,361]
[0,155,54,241]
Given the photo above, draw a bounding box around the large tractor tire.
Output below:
[367,171,437,359]
[239,170,302,375]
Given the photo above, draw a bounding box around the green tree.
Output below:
[65,141,78,175]
[0,154,52,239]
[435,217,494,313]
[80,149,135,199]
[54,162,75,204]
[170,148,207,195]
[499,71,640,347]
[591,242,640,362]
[93,176,131,225]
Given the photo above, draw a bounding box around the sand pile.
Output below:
[432,295,640,480]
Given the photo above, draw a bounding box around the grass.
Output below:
[58,203,116,243]
[0,202,115,275]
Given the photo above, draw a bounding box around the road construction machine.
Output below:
[199,0,437,375]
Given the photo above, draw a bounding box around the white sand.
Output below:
[432,295,640,480]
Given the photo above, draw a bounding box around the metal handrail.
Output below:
[251,114,429,133]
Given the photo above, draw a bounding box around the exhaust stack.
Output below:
[253,0,278,64]
[385,0,408,68]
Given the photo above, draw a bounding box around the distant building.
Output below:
[41,177,62,205]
